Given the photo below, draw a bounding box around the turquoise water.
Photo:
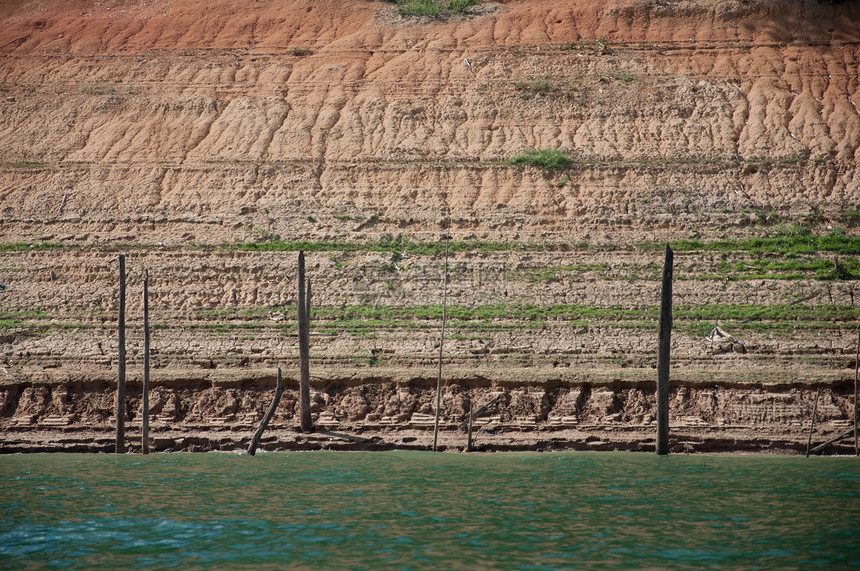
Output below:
[0,452,858,569]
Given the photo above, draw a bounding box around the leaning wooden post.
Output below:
[116,254,126,454]
[298,252,312,433]
[142,269,150,454]
[656,244,673,456]
[809,427,855,455]
[806,387,821,457]
[248,368,285,455]
[432,235,450,452]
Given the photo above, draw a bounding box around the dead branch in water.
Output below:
[248,368,284,456]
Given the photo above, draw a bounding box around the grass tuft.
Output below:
[513,78,556,95]
[396,0,477,16]
[507,149,571,171]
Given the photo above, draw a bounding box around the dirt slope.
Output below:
[0,0,858,453]
[1,0,858,245]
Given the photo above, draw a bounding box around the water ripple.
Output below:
[0,452,857,569]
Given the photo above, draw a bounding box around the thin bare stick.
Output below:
[810,427,855,455]
[466,403,474,452]
[298,252,312,433]
[789,292,818,306]
[248,368,285,456]
[142,269,150,454]
[806,388,821,458]
[116,254,126,454]
[432,235,450,453]
[854,327,859,456]
[460,394,502,428]
[56,189,67,218]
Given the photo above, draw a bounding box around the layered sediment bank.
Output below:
[1,0,858,453]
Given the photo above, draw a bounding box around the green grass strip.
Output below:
[643,229,860,256]
[222,238,535,255]
[396,0,476,16]
[295,303,859,325]
[0,242,64,252]
[507,148,572,170]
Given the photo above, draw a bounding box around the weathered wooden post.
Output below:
[248,368,285,455]
[432,235,450,452]
[142,269,150,454]
[807,387,821,457]
[116,254,126,454]
[298,252,312,433]
[656,244,673,455]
